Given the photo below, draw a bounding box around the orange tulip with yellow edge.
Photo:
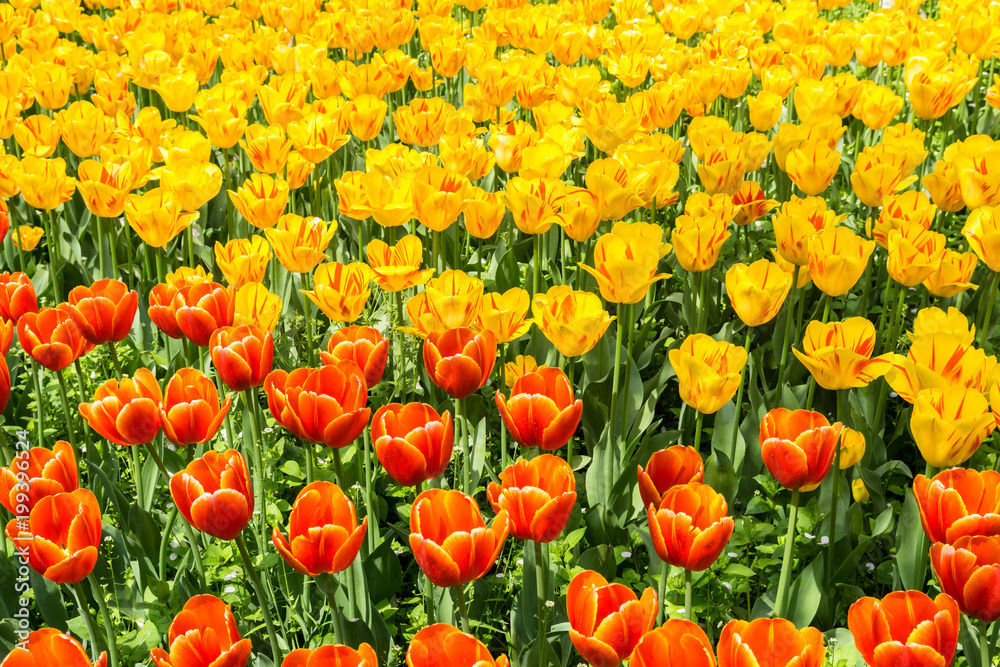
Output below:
[531,285,614,358]
[477,288,533,344]
[412,166,470,233]
[886,222,947,287]
[671,214,731,273]
[124,189,199,248]
[366,235,434,292]
[911,387,995,469]
[234,282,282,332]
[792,318,893,391]
[669,333,748,415]
[401,270,484,338]
[303,262,373,323]
[505,177,566,235]
[725,259,792,327]
[264,214,337,274]
[808,226,876,297]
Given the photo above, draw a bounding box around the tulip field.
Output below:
[4,0,1000,665]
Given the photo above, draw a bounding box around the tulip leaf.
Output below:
[959,616,984,667]
[470,416,487,493]
[895,489,929,592]
[577,545,617,582]
[128,504,161,562]
[362,539,402,604]
[29,570,68,632]
[784,554,823,628]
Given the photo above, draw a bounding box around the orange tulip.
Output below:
[17,307,90,372]
[371,403,453,487]
[759,408,843,492]
[209,324,274,392]
[406,624,509,667]
[273,481,367,576]
[495,367,582,451]
[487,455,576,543]
[717,618,825,667]
[1,628,106,667]
[637,445,704,510]
[321,326,388,388]
[914,468,1000,544]
[4,489,100,584]
[169,282,235,347]
[567,570,657,667]
[64,279,139,345]
[265,363,371,449]
[423,327,496,400]
[150,595,252,667]
[409,488,508,587]
[648,482,734,571]
[170,450,253,541]
[931,535,1000,623]
[629,620,715,667]
[78,369,162,447]
[160,368,232,447]
[0,272,38,322]
[848,591,959,667]
[0,440,77,515]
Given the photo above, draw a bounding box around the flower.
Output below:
[412,165,470,233]
[170,450,253,541]
[567,570,657,667]
[409,488,508,587]
[366,235,434,292]
[808,226,876,297]
[648,482,734,571]
[304,262,373,323]
[75,161,134,218]
[759,408,843,492]
[0,440,77,515]
[930,536,1000,623]
[924,250,979,298]
[150,595,252,667]
[4,489,100,584]
[423,327,496,399]
[210,324,274,392]
[371,403,453,487]
[487,454,576,543]
[171,282,235,347]
[786,140,841,196]
[884,333,997,403]
[910,387,995,469]
[887,222,947,287]
[284,644,378,667]
[401,271,484,338]
[772,196,842,266]
[406,624,509,667]
[504,177,566,235]
[63,279,138,346]
[233,282,282,333]
[840,428,867,468]
[531,285,614,357]
[477,288,533,344]
[495,367,582,450]
[321,326,388,388]
[462,187,506,238]
[637,446,705,510]
[240,124,293,174]
[725,259,792,327]
[13,156,75,210]
[586,158,644,221]
[914,468,1000,544]
[11,226,43,251]
[159,368,232,447]
[579,229,669,304]
[963,206,1000,272]
[908,307,976,345]
[717,619,825,667]
[265,214,338,274]
[669,334,748,414]
[18,308,90,372]
[265,363,371,449]
[78,369,162,447]
[272,481,367,576]
[214,236,272,287]
[792,318,893,390]
[848,591,958,667]
[628,620,715,667]
[1,629,106,667]
[228,174,289,230]
[671,213,731,272]
[159,158,223,212]
[0,272,37,322]
[124,188,199,248]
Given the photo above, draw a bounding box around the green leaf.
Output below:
[785,555,823,628]
[363,540,402,604]
[895,490,928,591]
[30,571,68,632]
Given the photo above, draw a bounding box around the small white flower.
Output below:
[169,553,178,561]
[818,536,829,546]
[516,559,523,566]
[170,540,179,548]
[722,582,732,591]
[224,570,239,581]
[223,586,235,594]
[496,573,503,578]
[889,392,898,398]
[545,600,555,608]
[727,552,739,558]
[866,562,875,572]
[804,532,815,540]
[621,551,631,558]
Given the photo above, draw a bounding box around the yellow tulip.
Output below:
[463,187,506,239]
[124,188,199,248]
[885,332,999,403]
[11,225,43,251]
[234,281,282,332]
[366,235,435,292]
[303,262,373,323]
[725,259,792,327]
[13,156,76,210]
[400,270,484,338]
[412,165,470,233]
[923,249,978,298]
[159,158,223,212]
[228,173,289,231]
[786,140,841,196]
[75,161,135,218]
[839,428,866,469]
[504,177,566,235]
[808,227,876,297]
[792,317,893,391]
[477,288,533,344]
[671,214,731,273]
[585,158,644,222]
[962,206,1000,272]
[772,196,843,266]
[668,333,748,414]
[907,307,975,345]
[531,285,614,357]
[214,236,272,287]
[886,222,947,287]
[264,214,337,274]
[910,387,995,469]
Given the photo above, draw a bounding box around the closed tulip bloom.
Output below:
[124,188,199,248]
[64,279,138,345]
[287,113,350,165]
[11,226,44,251]
[171,282,235,347]
[229,174,289,231]
[214,236,271,287]
[75,161,135,218]
[785,140,841,196]
[648,482,734,571]
[424,327,496,399]
[496,367,582,450]
[909,307,976,345]
[567,570,657,667]
[884,333,997,403]
[717,619,825,667]
[924,161,966,213]
[321,326,388,387]
[504,355,545,388]
[586,158,644,221]
[348,94,388,142]
[4,489,101,584]
[150,595,251,667]
[372,403,453,487]
[78,369,162,446]
[671,214,731,272]
[170,449,252,541]
[1,628,106,667]
[558,188,602,242]
[265,214,337,274]
[0,318,10,355]
[629,620,715,667]
[160,158,223,213]
[792,318,892,390]
[283,643,378,667]
[0,272,37,322]
[463,187,506,238]
[17,308,89,372]
[911,387,994,469]
[487,455,576,543]
[409,488,508,587]
[265,363,371,449]
[748,91,782,131]
[924,250,979,298]
[272,481,367,576]
[234,282,281,333]
[304,262,372,323]
[240,123,293,174]
[851,149,915,208]
[394,97,456,147]
[931,535,1000,623]
[914,468,1000,544]
[808,226,876,297]
[848,591,958,667]
[159,368,231,447]
[366,235,434,292]
[412,165,470,233]
[962,206,1000,272]
[504,176,566,235]
[773,196,842,266]
[531,285,614,357]
[56,101,112,159]
[669,334,748,415]
[726,259,792,327]
[477,288,533,344]
[0,440,77,515]
[760,408,843,491]
[15,115,60,159]
[637,446,704,510]
[733,180,779,227]
[580,231,669,304]
[887,222,947,287]
[210,324,273,392]
[401,271,484,338]
[13,156,75,210]
[852,83,903,130]
[407,624,509,667]
[839,428,866,468]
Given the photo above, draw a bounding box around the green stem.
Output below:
[305,440,314,485]
[728,327,753,464]
[979,620,991,667]
[70,581,103,661]
[774,489,801,619]
[300,272,315,366]
[46,209,63,302]
[684,568,693,622]
[132,443,144,509]
[320,572,346,643]
[455,584,471,633]
[31,362,44,448]
[696,270,707,333]
[55,371,77,448]
[534,540,550,666]
[827,389,845,584]
[236,534,283,662]
[980,271,999,350]
[776,267,800,397]
[145,442,208,587]
[458,398,470,494]
[692,411,704,450]
[363,426,378,553]
[243,389,266,545]
[605,313,624,498]
[87,575,120,667]
[158,506,179,580]
[333,448,346,489]
[656,561,668,626]
[533,233,540,297]
[107,341,124,380]
[620,303,635,438]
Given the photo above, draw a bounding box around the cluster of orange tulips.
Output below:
[1,0,1000,664]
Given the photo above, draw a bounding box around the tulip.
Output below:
[265,363,371,449]
[717,619,825,667]
[0,440,77,516]
[0,272,37,322]
[394,98,456,147]
[371,403,453,487]
[671,214,731,273]
[476,288,533,344]
[412,166,470,233]
[233,282,281,333]
[366,235,434,292]
[496,366,581,449]
[159,158,223,213]
[78,369,162,447]
[885,333,996,403]
[406,624,509,667]
[423,327,496,400]
[851,148,915,208]
[287,112,350,165]
[648,482,734,571]
[4,489,100,583]
[963,206,1000,272]
[317,327,387,389]
[75,161,134,219]
[150,595,252,667]
[531,285,615,357]
[170,449,253,541]
[914,468,1000,544]
[760,408,843,491]
[409,488,508,587]
[303,262,372,323]
[931,535,1000,624]
[586,158,644,222]
[64,279,138,346]
[792,318,893,390]
[725,259,792,327]
[240,124,293,174]
[0,319,10,356]
[272,481,367,576]
[924,249,979,298]
[924,160,967,213]
[17,308,90,372]
[159,368,232,447]
[462,187,506,238]
[785,140,840,196]
[228,174,289,231]
[265,214,338,274]
[13,156,75,210]
[348,94,388,142]
[909,307,976,345]
[167,282,234,347]
[748,91,783,131]
[772,196,842,266]
[401,271,484,338]
[503,176,566,236]
[911,387,994,469]
[214,236,272,287]
[210,324,274,392]
[124,188,199,248]
[504,355,545,388]
[1,628,106,667]
[848,591,959,667]
[669,334,748,414]
[628,620,715,667]
[11,225,43,251]
[579,230,669,304]
[852,83,903,130]
[567,570,657,667]
[637,446,704,510]
[808,226,876,297]
[887,222,948,287]
[487,455,576,543]
[56,101,112,159]
[732,180,779,227]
